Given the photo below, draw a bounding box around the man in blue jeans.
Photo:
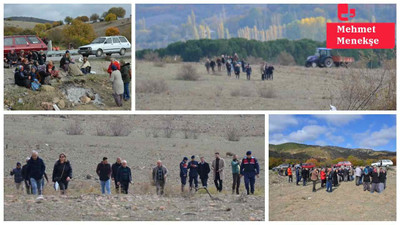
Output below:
[326,168,333,193]
[96,157,112,194]
[120,60,131,101]
[26,151,46,198]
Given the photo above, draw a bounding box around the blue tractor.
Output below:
[305,48,334,68]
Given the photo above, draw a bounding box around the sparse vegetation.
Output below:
[136,80,168,94]
[226,127,240,141]
[65,120,84,135]
[177,64,200,81]
[258,86,276,98]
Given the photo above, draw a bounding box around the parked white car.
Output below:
[371,159,393,167]
[78,36,131,57]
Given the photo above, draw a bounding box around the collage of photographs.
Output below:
[0,1,398,224]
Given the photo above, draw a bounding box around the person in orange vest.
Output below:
[320,168,326,188]
[287,166,293,183]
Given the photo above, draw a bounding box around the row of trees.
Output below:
[64,7,126,24]
[269,156,397,169]
[136,38,395,66]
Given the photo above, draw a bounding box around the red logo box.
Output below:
[326,23,395,49]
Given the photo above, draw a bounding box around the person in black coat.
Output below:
[379,168,386,191]
[26,151,46,196]
[198,156,211,188]
[37,50,47,65]
[188,155,199,191]
[52,153,72,194]
[370,167,380,193]
[21,157,31,194]
[96,157,112,194]
[301,168,308,186]
[332,169,339,186]
[363,168,371,191]
[7,50,19,67]
[116,160,132,194]
[111,157,122,193]
[210,60,216,73]
[14,65,30,88]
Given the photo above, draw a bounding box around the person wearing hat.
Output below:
[120,59,131,101]
[10,162,24,193]
[80,56,91,74]
[188,155,199,191]
[60,50,72,72]
[212,152,225,192]
[198,156,211,188]
[107,58,120,75]
[179,157,188,192]
[240,151,260,195]
[21,157,32,194]
[110,64,124,107]
[96,157,112,194]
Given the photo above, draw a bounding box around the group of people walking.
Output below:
[179,151,260,195]
[205,54,252,80]
[284,165,388,194]
[10,150,261,198]
[204,53,275,81]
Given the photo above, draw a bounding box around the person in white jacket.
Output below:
[355,166,362,186]
[110,64,124,107]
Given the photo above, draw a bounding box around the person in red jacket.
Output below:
[287,166,293,183]
[320,168,326,188]
[107,58,120,76]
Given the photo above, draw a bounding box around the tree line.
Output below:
[136,38,396,66]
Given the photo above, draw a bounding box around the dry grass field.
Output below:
[136,61,395,110]
[269,170,396,221]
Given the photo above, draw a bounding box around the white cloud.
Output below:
[269,125,327,144]
[325,132,345,143]
[314,115,362,126]
[355,126,396,148]
[269,115,299,133]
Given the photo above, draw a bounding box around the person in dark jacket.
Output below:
[333,169,339,186]
[179,157,188,192]
[21,157,31,194]
[27,51,38,65]
[96,157,112,194]
[26,151,46,197]
[37,50,46,66]
[240,151,260,195]
[226,62,232,76]
[188,155,199,191]
[60,51,72,72]
[241,59,246,72]
[363,167,371,191]
[10,162,24,192]
[231,155,241,194]
[245,64,252,80]
[116,160,132,194]
[234,63,241,79]
[7,50,19,67]
[210,60,216,73]
[111,157,122,193]
[205,59,211,74]
[378,168,386,192]
[301,168,308,186]
[370,167,380,193]
[295,166,301,185]
[14,65,30,88]
[52,152,72,195]
[120,60,131,101]
[198,156,211,188]
[326,168,333,193]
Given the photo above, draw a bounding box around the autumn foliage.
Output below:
[62,19,96,47]
[105,13,117,22]
[105,27,120,36]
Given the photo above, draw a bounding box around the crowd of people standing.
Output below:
[283,164,388,194]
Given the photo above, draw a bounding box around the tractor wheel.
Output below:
[324,58,333,68]
[311,62,317,68]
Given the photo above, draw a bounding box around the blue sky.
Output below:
[4,4,131,21]
[269,115,396,152]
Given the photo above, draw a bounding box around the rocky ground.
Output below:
[4,115,265,221]
[4,57,131,110]
[269,169,396,221]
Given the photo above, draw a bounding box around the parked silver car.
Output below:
[78,36,131,57]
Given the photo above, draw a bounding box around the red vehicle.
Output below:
[301,163,315,169]
[4,35,47,56]
[333,161,352,168]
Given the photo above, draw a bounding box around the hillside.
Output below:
[269,142,396,161]
[5,16,54,23]
[4,20,40,30]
